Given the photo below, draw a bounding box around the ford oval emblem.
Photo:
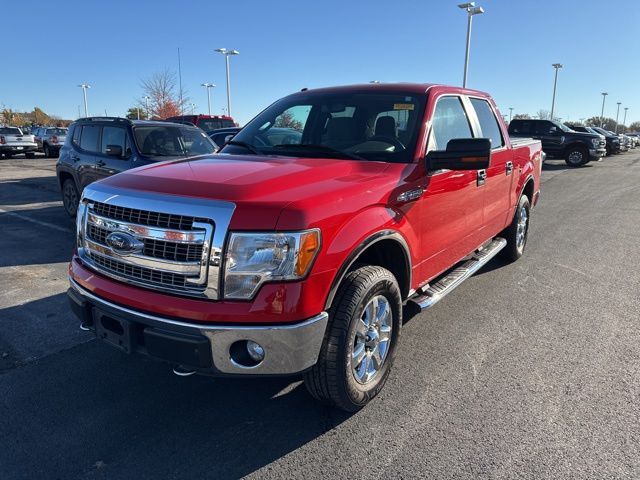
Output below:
[105,231,144,256]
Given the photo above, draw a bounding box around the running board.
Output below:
[409,237,507,311]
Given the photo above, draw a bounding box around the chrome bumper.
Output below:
[69,278,328,375]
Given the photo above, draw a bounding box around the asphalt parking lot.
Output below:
[2,152,640,479]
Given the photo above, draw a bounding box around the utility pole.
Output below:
[550,64,563,120]
[458,3,485,88]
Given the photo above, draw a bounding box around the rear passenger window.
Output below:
[79,125,100,152]
[430,96,473,151]
[101,127,127,156]
[470,98,504,149]
[72,126,81,145]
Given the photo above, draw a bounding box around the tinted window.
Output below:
[79,125,101,152]
[47,128,67,135]
[0,127,21,135]
[101,126,127,155]
[133,125,216,157]
[72,125,81,145]
[431,96,473,150]
[197,118,235,131]
[509,120,531,135]
[470,98,503,149]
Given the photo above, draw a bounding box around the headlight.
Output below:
[591,138,600,147]
[223,229,321,299]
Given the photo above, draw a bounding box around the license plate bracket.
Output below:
[93,308,135,353]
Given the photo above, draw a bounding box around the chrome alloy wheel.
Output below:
[352,295,393,384]
[516,205,528,250]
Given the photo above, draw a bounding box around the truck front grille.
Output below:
[92,201,205,230]
[89,252,189,289]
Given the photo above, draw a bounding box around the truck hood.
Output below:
[102,153,392,229]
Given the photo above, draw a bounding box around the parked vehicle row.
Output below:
[165,114,236,131]
[33,126,68,157]
[63,83,543,411]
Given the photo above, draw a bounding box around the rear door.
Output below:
[74,124,101,190]
[419,95,486,282]
[468,97,513,235]
[94,125,132,180]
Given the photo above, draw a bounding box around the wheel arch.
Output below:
[324,230,412,310]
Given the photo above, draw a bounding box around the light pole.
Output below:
[190,103,196,115]
[78,84,91,117]
[622,107,629,132]
[214,48,240,117]
[144,96,151,119]
[600,92,608,127]
[615,102,622,133]
[201,83,216,116]
[508,107,514,123]
[458,3,484,88]
[550,63,563,120]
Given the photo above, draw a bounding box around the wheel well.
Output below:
[522,177,534,202]
[58,171,74,190]
[564,142,588,155]
[347,239,410,299]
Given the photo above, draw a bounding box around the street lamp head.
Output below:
[470,6,484,15]
[201,83,216,88]
[78,84,91,89]
[602,92,608,96]
[552,63,563,69]
[617,102,622,105]
[228,49,240,55]
[215,48,227,54]
[458,2,475,8]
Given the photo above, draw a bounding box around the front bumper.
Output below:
[589,148,606,159]
[68,278,328,376]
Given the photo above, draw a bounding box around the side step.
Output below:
[409,237,507,311]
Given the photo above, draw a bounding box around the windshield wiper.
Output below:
[227,140,262,154]
[272,144,366,161]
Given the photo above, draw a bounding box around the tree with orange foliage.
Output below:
[138,69,188,119]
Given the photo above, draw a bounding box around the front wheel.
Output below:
[502,194,530,262]
[62,179,80,218]
[43,143,51,157]
[565,146,589,167]
[304,265,402,411]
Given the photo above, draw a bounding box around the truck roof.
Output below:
[295,82,492,98]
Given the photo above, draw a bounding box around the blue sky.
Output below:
[2,0,639,125]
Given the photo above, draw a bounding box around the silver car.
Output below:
[34,127,68,157]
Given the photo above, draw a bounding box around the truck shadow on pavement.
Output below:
[0,176,62,206]
[541,161,593,171]
[1,317,352,479]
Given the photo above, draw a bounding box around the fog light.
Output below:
[246,340,265,362]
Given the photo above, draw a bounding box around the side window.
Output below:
[536,121,555,135]
[72,126,81,145]
[470,98,504,149]
[79,125,101,152]
[259,105,310,145]
[101,126,127,156]
[430,96,473,151]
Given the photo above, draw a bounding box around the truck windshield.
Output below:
[47,128,67,135]
[222,91,426,163]
[198,118,235,131]
[133,125,217,157]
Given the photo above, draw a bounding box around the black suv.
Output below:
[589,126,622,155]
[56,117,217,217]
[508,119,605,166]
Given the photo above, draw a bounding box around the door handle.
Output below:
[506,161,513,175]
[71,155,80,162]
[477,169,487,186]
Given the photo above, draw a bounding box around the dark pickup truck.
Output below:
[509,119,605,166]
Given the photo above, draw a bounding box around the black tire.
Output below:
[502,194,531,262]
[564,146,589,167]
[304,265,402,411]
[43,143,51,157]
[4,153,13,159]
[62,178,80,218]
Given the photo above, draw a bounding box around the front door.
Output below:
[94,125,131,181]
[419,95,486,283]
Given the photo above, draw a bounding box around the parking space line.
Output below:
[0,207,72,233]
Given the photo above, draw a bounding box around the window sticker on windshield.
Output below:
[393,103,415,110]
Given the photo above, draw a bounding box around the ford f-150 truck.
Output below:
[0,127,38,158]
[67,84,542,411]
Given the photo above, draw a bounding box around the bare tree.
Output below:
[139,69,188,119]
[536,109,551,120]
[512,113,531,120]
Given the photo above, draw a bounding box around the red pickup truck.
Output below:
[67,83,542,411]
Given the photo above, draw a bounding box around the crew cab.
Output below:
[509,119,604,166]
[67,84,542,411]
[34,127,68,157]
[0,126,38,158]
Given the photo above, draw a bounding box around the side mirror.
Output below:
[426,138,491,171]
[105,144,123,157]
[224,134,235,144]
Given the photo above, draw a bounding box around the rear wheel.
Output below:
[43,143,51,157]
[565,146,589,167]
[62,179,80,218]
[304,265,402,411]
[502,194,530,262]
